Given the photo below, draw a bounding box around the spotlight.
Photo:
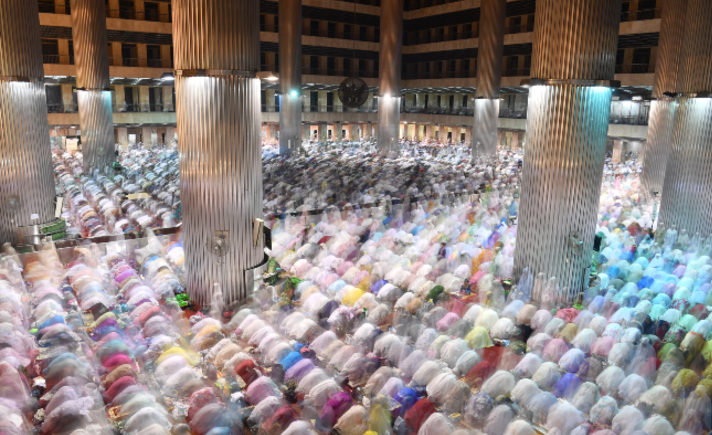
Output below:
[161,72,175,81]
[290,90,299,98]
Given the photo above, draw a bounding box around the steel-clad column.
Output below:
[659,0,712,237]
[472,0,506,162]
[71,0,115,175]
[279,0,302,155]
[640,0,688,199]
[174,0,264,304]
[377,0,404,154]
[0,0,56,244]
[514,0,621,302]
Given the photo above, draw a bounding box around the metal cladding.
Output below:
[652,0,688,98]
[0,0,55,245]
[378,0,404,153]
[279,0,302,155]
[676,0,712,94]
[659,98,712,236]
[658,0,712,237]
[531,0,621,81]
[472,0,505,161]
[174,0,264,304]
[77,91,115,174]
[0,0,44,78]
[475,0,506,99]
[641,0,687,199]
[71,0,115,174]
[70,0,111,90]
[515,0,620,302]
[641,100,675,198]
[515,85,613,301]
[472,99,499,160]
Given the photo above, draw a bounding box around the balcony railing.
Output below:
[301,67,378,78]
[615,63,655,74]
[403,70,478,80]
[47,102,175,114]
[105,9,172,22]
[43,54,73,65]
[621,7,662,21]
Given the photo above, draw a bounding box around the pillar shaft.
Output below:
[174,0,263,304]
[641,0,688,197]
[71,0,115,174]
[0,0,56,244]
[472,0,505,161]
[279,0,302,155]
[659,0,712,237]
[514,0,621,302]
[377,0,403,153]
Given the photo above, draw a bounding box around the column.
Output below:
[279,0,302,155]
[116,127,128,145]
[319,123,327,142]
[372,123,378,140]
[71,0,116,174]
[472,0,506,162]
[640,0,688,199]
[336,122,343,141]
[465,127,472,145]
[141,127,153,146]
[425,124,434,140]
[0,0,56,244]
[612,140,623,163]
[139,86,150,111]
[61,84,75,112]
[268,124,277,140]
[333,92,343,113]
[162,85,174,111]
[166,127,176,143]
[514,0,621,302]
[113,85,125,111]
[659,0,712,237]
[174,0,264,304]
[377,0,404,154]
[318,91,327,112]
[344,124,352,140]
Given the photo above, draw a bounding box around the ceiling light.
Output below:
[160,72,175,81]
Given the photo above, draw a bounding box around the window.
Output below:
[523,55,531,73]
[343,58,351,74]
[464,23,473,38]
[632,48,651,73]
[46,86,62,113]
[41,39,59,64]
[119,0,135,19]
[449,25,457,40]
[311,20,320,37]
[38,0,55,13]
[122,43,138,66]
[327,92,334,111]
[436,61,443,78]
[462,58,470,73]
[260,52,266,69]
[637,0,656,20]
[260,14,266,31]
[327,57,335,75]
[509,16,522,34]
[506,56,519,75]
[310,56,319,73]
[344,25,352,40]
[145,2,160,21]
[68,40,74,65]
[359,26,367,41]
[436,27,444,42]
[261,89,266,111]
[147,45,161,68]
[462,94,468,108]
[124,87,135,111]
[621,1,630,21]
[375,28,380,42]
[274,15,278,30]
[328,22,336,38]
[424,94,429,107]
[310,92,318,111]
[437,95,441,107]
[449,95,454,108]
[450,60,457,74]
